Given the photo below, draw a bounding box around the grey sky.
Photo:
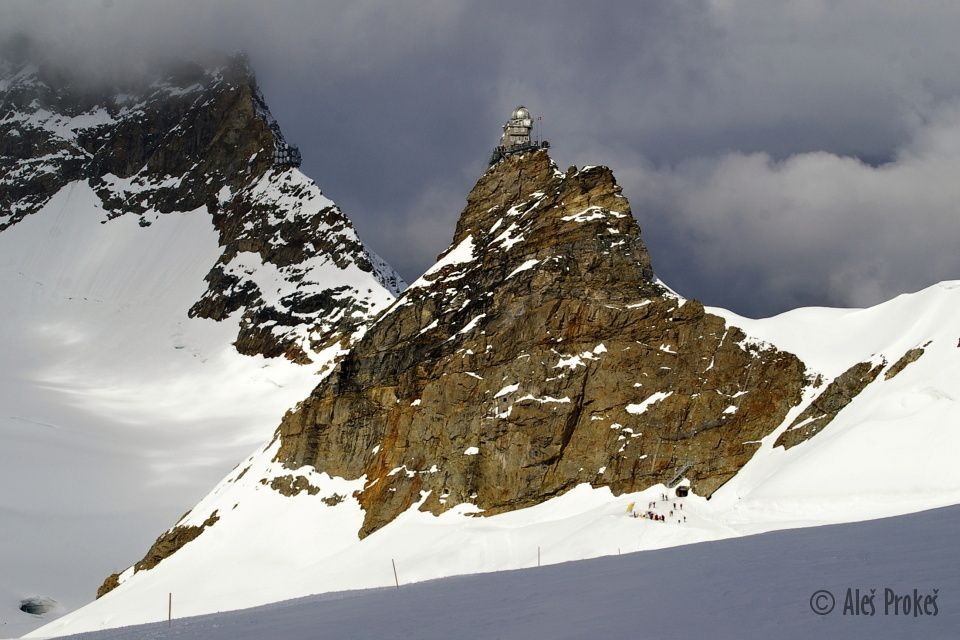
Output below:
[6,0,960,316]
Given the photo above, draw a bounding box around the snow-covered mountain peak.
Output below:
[0,49,404,361]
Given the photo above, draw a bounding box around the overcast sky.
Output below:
[6,0,960,316]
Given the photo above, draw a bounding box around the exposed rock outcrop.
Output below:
[274,150,809,536]
[95,574,121,600]
[775,360,885,450]
[264,475,321,497]
[97,511,220,598]
[885,346,926,380]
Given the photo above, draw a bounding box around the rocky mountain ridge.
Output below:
[0,49,402,360]
[91,148,941,607]
[272,149,815,535]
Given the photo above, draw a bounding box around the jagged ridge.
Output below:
[274,149,810,535]
[0,50,403,360]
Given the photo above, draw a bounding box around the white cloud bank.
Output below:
[627,103,960,313]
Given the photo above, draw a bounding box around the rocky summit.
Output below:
[91,139,942,606]
[0,48,401,361]
[273,149,812,536]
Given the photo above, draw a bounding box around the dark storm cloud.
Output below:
[5,0,960,315]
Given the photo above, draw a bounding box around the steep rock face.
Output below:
[1,52,271,226]
[0,50,402,359]
[275,150,809,536]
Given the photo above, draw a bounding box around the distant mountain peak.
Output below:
[0,50,404,361]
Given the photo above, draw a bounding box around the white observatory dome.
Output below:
[490,103,547,165]
[512,106,531,120]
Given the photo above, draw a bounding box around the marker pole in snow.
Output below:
[392,559,399,589]
[168,592,171,625]
[538,546,541,567]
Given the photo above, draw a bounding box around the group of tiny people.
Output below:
[629,491,687,524]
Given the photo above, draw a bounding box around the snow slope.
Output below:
[707,282,960,529]
[30,280,960,637]
[0,182,392,638]
[38,504,960,640]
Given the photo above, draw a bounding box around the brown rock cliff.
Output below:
[275,150,810,536]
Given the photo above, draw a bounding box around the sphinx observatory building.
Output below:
[489,105,550,165]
